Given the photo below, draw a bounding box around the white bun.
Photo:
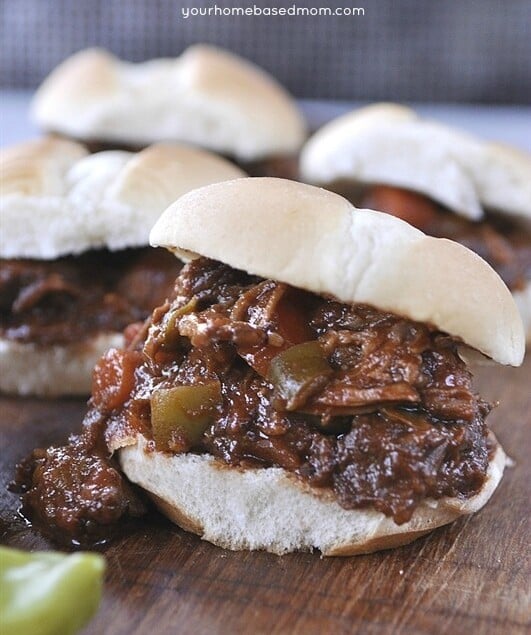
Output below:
[513,282,531,343]
[0,333,122,397]
[150,177,525,366]
[300,103,531,222]
[117,434,506,556]
[31,46,306,161]
[0,137,245,259]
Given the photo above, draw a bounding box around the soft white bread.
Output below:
[0,137,245,259]
[513,283,531,343]
[0,334,122,397]
[300,103,531,222]
[151,178,525,366]
[31,46,306,161]
[117,434,506,556]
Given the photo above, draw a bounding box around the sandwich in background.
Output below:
[300,104,531,341]
[0,138,244,396]
[31,45,306,179]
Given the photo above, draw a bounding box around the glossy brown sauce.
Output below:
[0,247,180,346]
[15,258,494,543]
[13,408,146,546]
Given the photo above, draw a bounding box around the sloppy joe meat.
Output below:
[0,247,180,346]
[14,408,146,545]
[17,257,495,542]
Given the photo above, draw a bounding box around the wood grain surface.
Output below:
[1,357,530,635]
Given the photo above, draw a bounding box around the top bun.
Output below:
[151,177,525,366]
[300,103,531,222]
[0,137,245,259]
[31,46,307,161]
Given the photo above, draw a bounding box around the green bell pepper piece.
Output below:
[151,381,221,449]
[268,340,332,410]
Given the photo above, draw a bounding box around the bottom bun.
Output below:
[0,334,123,397]
[513,283,531,343]
[119,435,506,556]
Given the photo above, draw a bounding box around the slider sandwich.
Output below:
[19,179,524,554]
[300,104,531,340]
[31,45,306,178]
[0,138,244,395]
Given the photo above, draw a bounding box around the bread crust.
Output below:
[300,103,531,222]
[117,435,506,556]
[150,177,525,366]
[0,334,123,397]
[0,138,245,259]
[31,46,306,161]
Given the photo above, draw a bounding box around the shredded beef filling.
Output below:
[353,184,530,292]
[16,257,495,542]
[13,408,146,546]
[0,247,180,346]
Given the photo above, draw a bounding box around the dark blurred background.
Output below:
[1,0,530,103]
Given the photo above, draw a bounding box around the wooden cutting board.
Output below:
[1,357,529,634]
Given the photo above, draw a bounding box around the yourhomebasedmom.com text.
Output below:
[181,5,365,19]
